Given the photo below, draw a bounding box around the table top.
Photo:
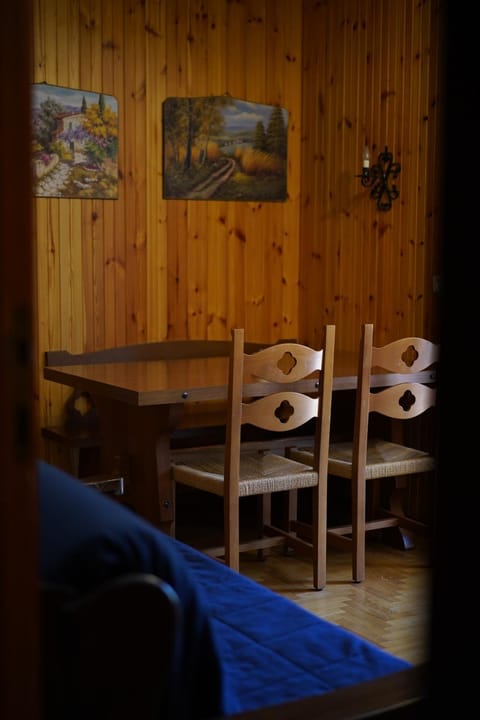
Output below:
[43,350,437,407]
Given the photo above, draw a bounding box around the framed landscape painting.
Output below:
[163,96,288,201]
[32,83,118,199]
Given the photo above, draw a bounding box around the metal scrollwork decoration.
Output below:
[357,145,401,212]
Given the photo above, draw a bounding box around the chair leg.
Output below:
[255,494,271,561]
[224,494,240,571]
[383,479,416,550]
[283,489,297,556]
[352,471,366,583]
[312,485,326,591]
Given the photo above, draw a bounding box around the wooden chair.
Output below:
[171,325,335,590]
[288,323,439,583]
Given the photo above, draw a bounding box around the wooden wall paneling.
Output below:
[264,1,288,340]
[395,0,414,343]
[341,1,357,346]
[265,209,283,339]
[165,1,189,339]
[32,0,46,82]
[278,0,301,343]
[123,0,146,344]
[404,1,423,341]
[262,2,288,339]
[47,201,68,424]
[243,2,267,342]
[334,0,347,338]
[57,203,74,349]
[187,200,208,339]
[404,0,421,339]
[167,201,189,340]
[392,0,409,340]
[361,0,378,351]
[415,0,435,341]
[36,208,64,431]
[354,0,375,344]
[315,0,334,349]
[79,227,94,357]
[185,0,204,340]
[112,0,127,347]
[55,0,75,354]
[39,0,62,421]
[69,201,85,352]
[61,3,84,357]
[339,1,361,346]
[258,2,277,340]
[146,0,168,341]
[229,204,247,335]
[389,0,408,341]
[327,3,344,343]
[205,201,228,340]
[205,0,228,340]
[225,0,248,335]
[134,2,148,342]
[416,2,433,339]
[368,0,390,344]
[186,3,209,339]
[101,0,119,348]
[299,0,324,348]
[424,1,443,342]
[378,1,398,340]
[67,0,81,81]
[86,3,107,350]
[78,2,96,350]
[122,0,136,344]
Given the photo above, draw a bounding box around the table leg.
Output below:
[93,398,181,534]
[125,404,176,533]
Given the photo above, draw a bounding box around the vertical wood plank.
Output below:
[166,0,189,339]
[146,0,168,340]
[243,0,266,341]
[206,0,228,339]
[112,0,127,346]
[101,0,118,347]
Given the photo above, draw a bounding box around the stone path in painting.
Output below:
[35,161,71,197]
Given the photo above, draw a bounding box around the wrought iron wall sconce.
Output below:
[357,145,401,211]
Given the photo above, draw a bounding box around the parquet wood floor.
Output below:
[176,491,432,667]
[237,540,431,666]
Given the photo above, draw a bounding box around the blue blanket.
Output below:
[37,460,410,717]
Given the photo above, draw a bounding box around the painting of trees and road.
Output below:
[163,96,288,201]
[32,83,118,199]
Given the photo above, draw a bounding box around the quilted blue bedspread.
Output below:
[173,538,410,715]
[37,460,410,718]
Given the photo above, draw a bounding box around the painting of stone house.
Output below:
[32,83,118,199]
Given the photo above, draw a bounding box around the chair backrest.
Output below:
[225,326,335,484]
[354,324,439,464]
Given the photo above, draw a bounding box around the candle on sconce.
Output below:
[362,145,370,170]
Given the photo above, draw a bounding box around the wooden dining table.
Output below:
[43,347,436,535]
